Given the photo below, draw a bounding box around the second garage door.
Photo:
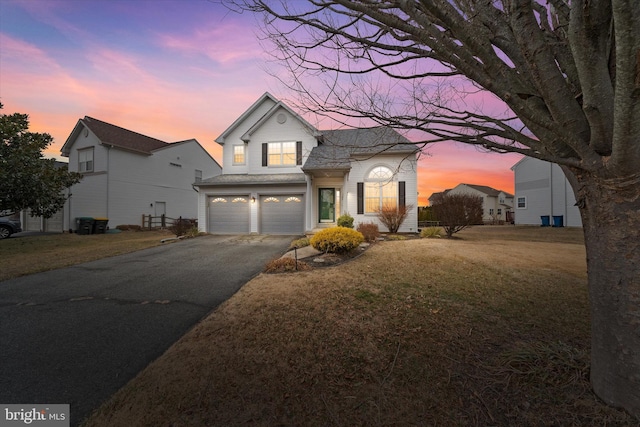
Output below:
[208,196,250,234]
[260,195,304,234]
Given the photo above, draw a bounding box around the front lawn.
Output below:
[82,226,636,426]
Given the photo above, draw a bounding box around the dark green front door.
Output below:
[319,188,335,223]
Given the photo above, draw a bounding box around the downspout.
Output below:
[106,145,111,220]
[549,161,554,220]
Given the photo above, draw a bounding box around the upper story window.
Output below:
[365,166,397,213]
[268,141,296,166]
[233,145,245,165]
[78,148,94,173]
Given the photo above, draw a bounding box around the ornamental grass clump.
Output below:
[310,227,364,254]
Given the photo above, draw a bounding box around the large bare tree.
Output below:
[232,0,640,416]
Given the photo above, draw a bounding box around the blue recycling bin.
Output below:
[540,215,550,227]
[552,215,564,227]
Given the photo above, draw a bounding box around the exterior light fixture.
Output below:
[251,197,256,203]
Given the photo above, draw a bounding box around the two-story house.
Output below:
[195,92,419,235]
[61,117,221,230]
[432,183,514,224]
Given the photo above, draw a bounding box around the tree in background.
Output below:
[431,194,483,238]
[234,0,640,415]
[0,105,82,218]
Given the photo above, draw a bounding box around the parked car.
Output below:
[0,213,22,239]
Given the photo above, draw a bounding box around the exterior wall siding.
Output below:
[345,155,418,233]
[512,157,582,227]
[66,126,221,229]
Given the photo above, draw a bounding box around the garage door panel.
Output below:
[208,196,250,234]
[260,195,304,235]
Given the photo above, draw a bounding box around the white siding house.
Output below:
[437,183,514,223]
[196,92,419,234]
[60,117,221,230]
[511,157,582,227]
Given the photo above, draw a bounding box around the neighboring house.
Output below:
[61,117,221,230]
[430,183,514,224]
[511,157,582,227]
[195,92,419,235]
[20,160,68,233]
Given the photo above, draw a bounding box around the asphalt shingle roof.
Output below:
[82,117,169,154]
[197,173,307,186]
[303,127,417,171]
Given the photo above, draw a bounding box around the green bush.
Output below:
[420,226,442,238]
[357,222,380,242]
[337,213,355,228]
[310,227,364,254]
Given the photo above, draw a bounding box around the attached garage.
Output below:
[208,196,250,234]
[260,194,305,234]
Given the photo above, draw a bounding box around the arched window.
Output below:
[365,166,397,213]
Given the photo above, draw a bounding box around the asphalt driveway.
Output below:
[0,234,293,426]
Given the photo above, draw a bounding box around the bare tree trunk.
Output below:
[575,172,640,415]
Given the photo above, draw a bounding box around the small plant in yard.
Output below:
[337,213,354,228]
[386,234,407,241]
[357,222,380,242]
[420,226,442,238]
[169,218,197,237]
[264,257,311,273]
[183,226,201,238]
[310,227,364,254]
[289,237,310,250]
[376,204,413,233]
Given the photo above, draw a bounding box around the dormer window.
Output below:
[233,145,245,165]
[78,148,94,173]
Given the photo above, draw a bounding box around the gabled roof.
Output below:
[61,116,169,156]
[303,127,417,171]
[241,102,320,142]
[214,92,278,145]
[458,183,514,198]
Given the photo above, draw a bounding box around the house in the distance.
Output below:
[20,160,69,233]
[429,183,514,224]
[195,92,419,235]
[511,157,582,227]
[61,117,221,230]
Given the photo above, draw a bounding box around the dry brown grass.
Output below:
[0,231,173,282]
[82,226,637,426]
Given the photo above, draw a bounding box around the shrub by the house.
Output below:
[310,227,364,254]
[376,204,413,233]
[357,222,380,242]
[337,213,355,228]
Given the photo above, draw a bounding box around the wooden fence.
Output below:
[141,215,197,230]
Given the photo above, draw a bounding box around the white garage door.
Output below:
[260,195,304,235]
[208,196,250,234]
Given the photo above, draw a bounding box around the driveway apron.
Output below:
[0,234,292,426]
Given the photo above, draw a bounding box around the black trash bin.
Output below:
[75,217,94,235]
[93,217,109,234]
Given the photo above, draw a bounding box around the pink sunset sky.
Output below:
[0,0,521,205]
